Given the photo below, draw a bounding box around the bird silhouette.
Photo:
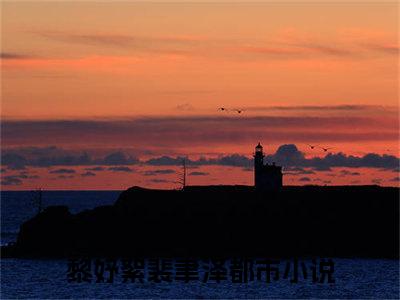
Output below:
[218,107,227,111]
[234,109,244,114]
[307,144,318,150]
[320,147,334,152]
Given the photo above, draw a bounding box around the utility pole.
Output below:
[182,159,186,190]
[178,158,187,190]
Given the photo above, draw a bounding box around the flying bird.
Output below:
[320,147,334,152]
[218,107,227,111]
[307,144,318,150]
[234,109,244,114]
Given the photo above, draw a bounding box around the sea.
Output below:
[1,191,399,299]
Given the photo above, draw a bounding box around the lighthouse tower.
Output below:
[254,142,265,188]
[253,142,283,191]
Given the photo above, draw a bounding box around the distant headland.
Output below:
[2,184,399,259]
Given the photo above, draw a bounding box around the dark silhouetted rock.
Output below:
[2,185,399,259]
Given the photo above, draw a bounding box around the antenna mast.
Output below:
[182,158,186,190]
[178,158,187,190]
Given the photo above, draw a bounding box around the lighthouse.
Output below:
[254,142,283,191]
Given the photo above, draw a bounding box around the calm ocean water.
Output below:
[1,191,399,299]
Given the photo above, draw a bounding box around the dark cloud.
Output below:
[10,172,40,179]
[3,115,397,150]
[189,171,209,176]
[149,179,171,183]
[1,153,28,170]
[1,144,398,173]
[389,177,400,182]
[146,144,400,172]
[1,176,23,186]
[299,177,311,182]
[240,39,399,59]
[108,166,134,173]
[339,170,361,176]
[0,147,139,169]
[0,52,32,59]
[35,31,195,55]
[269,145,399,171]
[244,105,394,112]
[361,43,399,55]
[284,167,315,175]
[146,156,187,166]
[210,154,252,167]
[145,155,252,167]
[297,43,352,56]
[39,32,138,47]
[143,169,176,176]
[30,30,399,60]
[58,175,74,179]
[81,171,96,177]
[312,179,332,185]
[312,166,332,172]
[84,166,105,171]
[1,147,90,169]
[269,144,305,166]
[49,168,76,174]
[102,152,138,165]
[241,42,354,58]
[15,146,59,156]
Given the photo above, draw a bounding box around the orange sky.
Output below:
[1,2,399,189]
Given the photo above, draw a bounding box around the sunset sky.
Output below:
[1,1,399,190]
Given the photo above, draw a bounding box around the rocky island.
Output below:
[2,185,399,259]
